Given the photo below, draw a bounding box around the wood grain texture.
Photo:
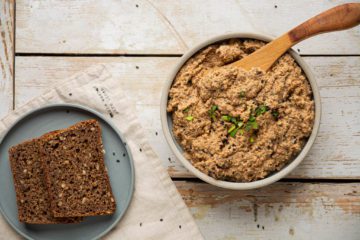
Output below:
[14,56,360,179]
[176,181,360,240]
[15,0,360,55]
[288,3,360,43]
[0,0,14,119]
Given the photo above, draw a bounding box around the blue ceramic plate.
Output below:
[0,104,134,240]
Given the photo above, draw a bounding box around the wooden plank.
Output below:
[16,0,360,55]
[0,0,14,119]
[14,56,360,179]
[176,181,360,240]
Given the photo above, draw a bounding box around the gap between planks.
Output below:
[175,181,360,240]
[12,0,16,111]
[15,0,360,55]
[15,53,183,57]
[14,53,360,57]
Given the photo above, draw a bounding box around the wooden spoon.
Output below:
[231,3,360,72]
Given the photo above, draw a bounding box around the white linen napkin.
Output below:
[0,65,203,240]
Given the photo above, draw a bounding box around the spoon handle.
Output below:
[231,3,360,71]
[288,3,360,44]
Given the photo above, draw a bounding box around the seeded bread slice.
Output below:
[41,119,116,217]
[8,138,82,224]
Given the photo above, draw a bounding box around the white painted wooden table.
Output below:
[1,1,360,239]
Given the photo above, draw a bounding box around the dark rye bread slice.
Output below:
[8,137,82,224]
[40,119,116,217]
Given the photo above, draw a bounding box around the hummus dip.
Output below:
[167,39,315,182]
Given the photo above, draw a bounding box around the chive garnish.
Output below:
[249,137,255,143]
[221,115,231,121]
[185,116,194,121]
[255,105,269,116]
[221,115,241,124]
[245,117,258,131]
[183,107,190,113]
[239,91,246,98]
[228,124,236,133]
[222,115,244,137]
[249,115,256,122]
[208,105,218,121]
[245,122,253,131]
[271,110,279,119]
[230,117,238,124]
[229,128,239,138]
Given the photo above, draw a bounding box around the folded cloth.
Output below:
[0,65,203,240]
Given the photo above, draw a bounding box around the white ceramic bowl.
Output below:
[160,33,321,190]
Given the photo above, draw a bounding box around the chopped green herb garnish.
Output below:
[210,105,218,112]
[245,122,253,131]
[183,107,190,113]
[228,124,236,133]
[221,115,231,121]
[245,115,259,131]
[249,137,255,143]
[222,114,245,137]
[238,129,244,135]
[249,115,256,122]
[245,119,258,131]
[185,116,194,121]
[229,127,239,138]
[208,105,218,121]
[230,117,238,124]
[271,110,279,119]
[239,91,246,98]
[255,105,269,116]
[222,115,242,124]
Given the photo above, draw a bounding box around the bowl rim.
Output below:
[160,32,321,190]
